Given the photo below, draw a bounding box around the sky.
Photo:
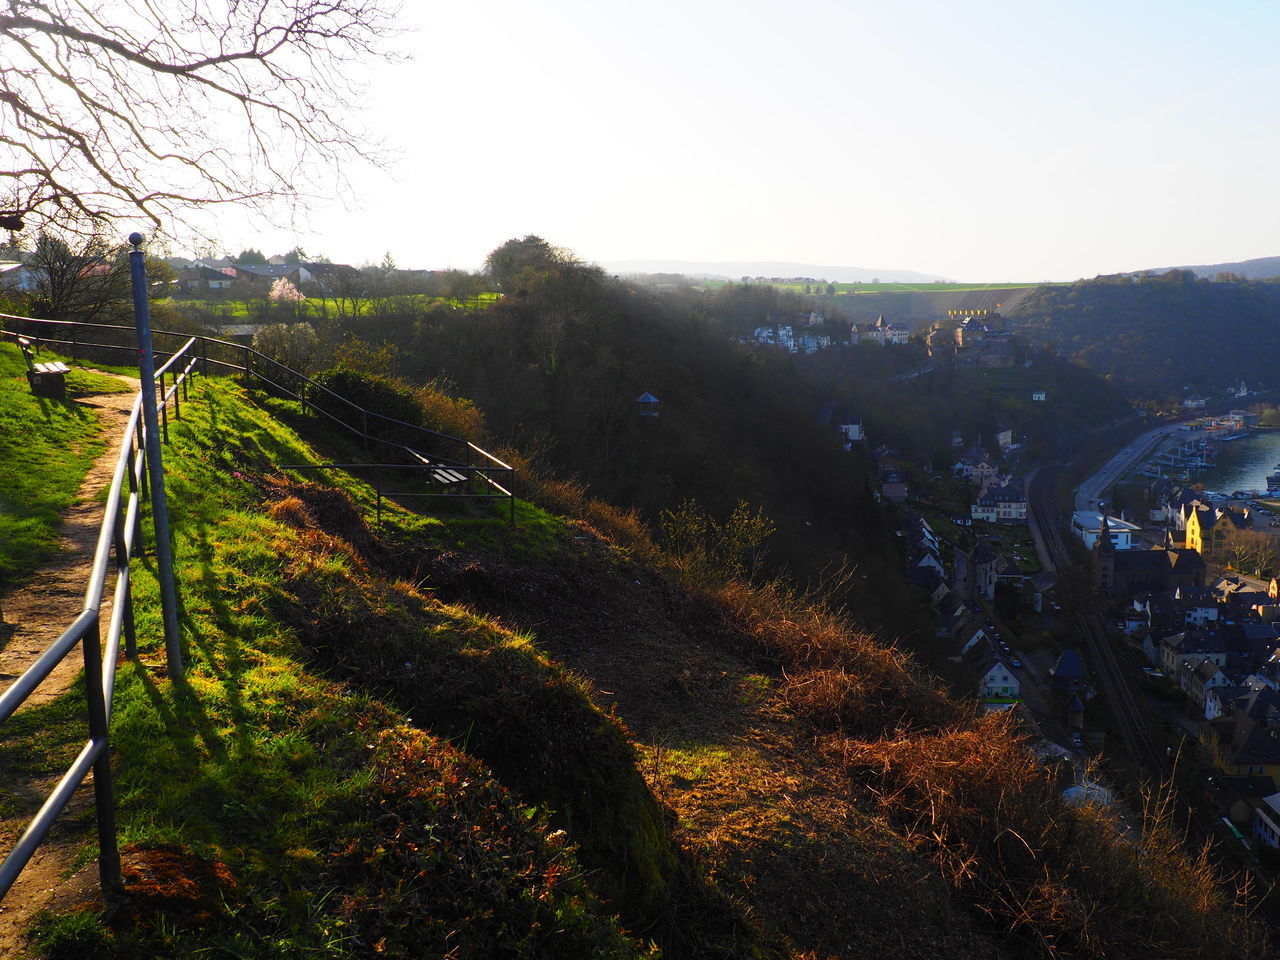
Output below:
[221,0,1280,281]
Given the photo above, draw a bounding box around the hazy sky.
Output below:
[224,0,1280,281]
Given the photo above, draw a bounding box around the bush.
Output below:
[308,366,425,448]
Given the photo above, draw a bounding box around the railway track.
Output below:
[1029,469,1166,776]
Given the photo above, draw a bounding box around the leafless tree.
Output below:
[0,1,400,236]
[26,231,131,321]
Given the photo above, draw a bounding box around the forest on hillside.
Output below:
[0,235,1130,640]
[1006,271,1280,402]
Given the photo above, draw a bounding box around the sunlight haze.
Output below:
[225,0,1280,280]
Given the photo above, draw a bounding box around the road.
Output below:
[1074,420,1190,514]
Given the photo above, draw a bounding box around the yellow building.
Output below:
[1185,505,1249,558]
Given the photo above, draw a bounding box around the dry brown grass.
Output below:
[497,446,660,560]
[712,578,961,737]
[828,712,1270,958]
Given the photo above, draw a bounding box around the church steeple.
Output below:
[1094,507,1115,594]
[1096,510,1114,555]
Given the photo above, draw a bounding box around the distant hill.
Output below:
[1136,255,1280,280]
[1006,271,1280,400]
[599,257,948,284]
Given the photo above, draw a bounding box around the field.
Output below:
[167,291,501,320]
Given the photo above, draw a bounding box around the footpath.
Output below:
[0,379,138,955]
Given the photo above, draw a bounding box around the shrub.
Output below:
[308,366,425,448]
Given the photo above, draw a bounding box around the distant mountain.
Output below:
[598,258,949,284]
[1006,271,1280,399]
[1137,255,1280,280]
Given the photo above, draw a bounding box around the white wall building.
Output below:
[1071,512,1140,550]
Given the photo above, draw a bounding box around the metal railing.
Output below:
[0,310,518,905]
[0,315,516,518]
[0,330,201,900]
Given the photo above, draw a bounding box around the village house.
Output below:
[1186,504,1253,558]
[852,315,910,346]
[880,472,909,503]
[872,445,903,480]
[1254,792,1280,850]
[176,265,236,293]
[1181,658,1231,714]
[974,648,1022,701]
[1200,698,1280,778]
[953,442,1000,487]
[1161,627,1228,678]
[971,479,1027,523]
[1071,511,1140,550]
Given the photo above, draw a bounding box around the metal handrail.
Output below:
[0,315,516,514]
[0,309,517,901]
[0,332,198,901]
[0,314,473,457]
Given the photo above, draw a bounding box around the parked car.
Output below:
[1011,659,1023,669]
[1071,731,1084,749]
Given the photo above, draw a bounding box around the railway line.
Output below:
[1028,469,1166,777]
[1029,469,1234,868]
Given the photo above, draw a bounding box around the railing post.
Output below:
[243,345,251,393]
[159,371,169,443]
[114,498,137,661]
[376,466,382,526]
[80,619,122,897]
[362,410,369,456]
[128,233,183,681]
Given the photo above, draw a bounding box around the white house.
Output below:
[1071,512,1140,550]
[835,417,864,443]
[977,653,1022,700]
[1254,793,1280,850]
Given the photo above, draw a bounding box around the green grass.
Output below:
[167,291,502,322]
[0,342,114,591]
[8,374,656,957]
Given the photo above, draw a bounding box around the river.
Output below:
[1187,430,1280,494]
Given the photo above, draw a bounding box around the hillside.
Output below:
[1140,255,1280,281]
[601,259,948,284]
[1005,271,1280,401]
[0,349,1271,959]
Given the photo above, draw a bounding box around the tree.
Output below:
[237,248,268,265]
[485,236,582,294]
[252,322,322,375]
[1226,530,1276,578]
[0,1,399,235]
[25,231,131,322]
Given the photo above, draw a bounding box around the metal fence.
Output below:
[0,313,516,904]
[0,316,516,517]
[0,329,200,900]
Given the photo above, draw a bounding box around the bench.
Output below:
[408,450,470,487]
[18,336,70,399]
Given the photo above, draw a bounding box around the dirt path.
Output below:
[0,380,139,956]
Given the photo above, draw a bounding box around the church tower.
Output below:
[1093,511,1116,595]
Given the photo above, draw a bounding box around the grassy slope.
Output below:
[0,342,131,591]
[6,374,1272,959]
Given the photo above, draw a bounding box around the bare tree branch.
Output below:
[0,0,402,237]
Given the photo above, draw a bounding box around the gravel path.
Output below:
[0,380,139,955]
